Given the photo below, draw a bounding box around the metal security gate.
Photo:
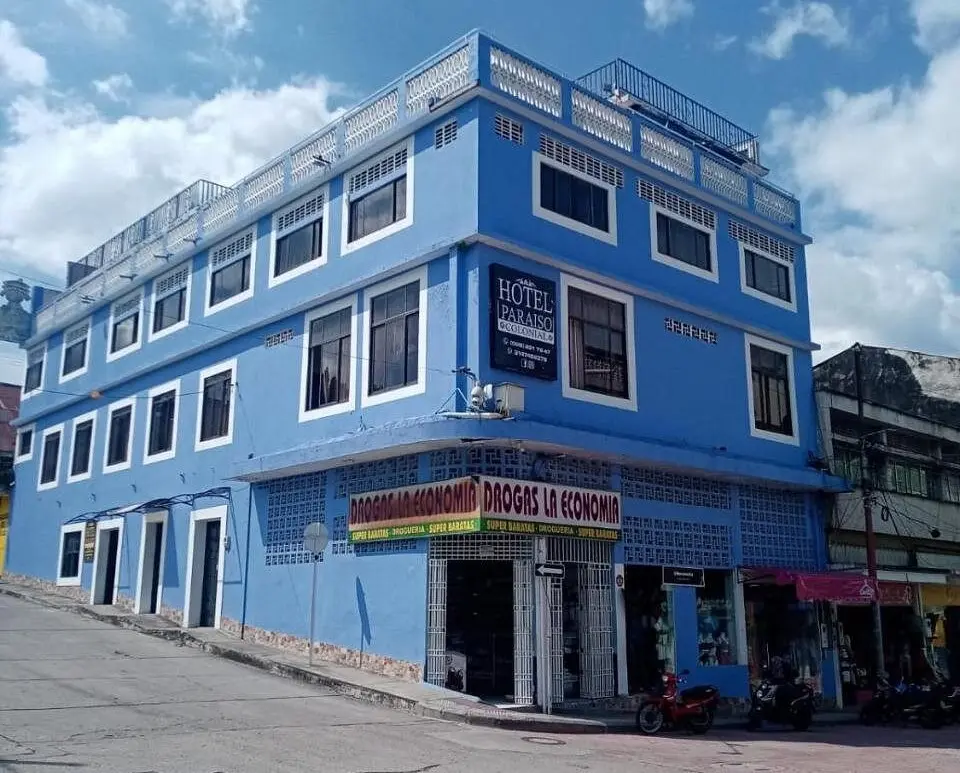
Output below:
[513,560,535,705]
[549,578,564,704]
[425,558,447,687]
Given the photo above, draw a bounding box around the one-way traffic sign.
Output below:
[535,562,565,578]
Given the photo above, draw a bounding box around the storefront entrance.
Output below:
[744,582,823,688]
[623,565,673,693]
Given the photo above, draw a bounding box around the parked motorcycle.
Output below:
[859,674,945,729]
[635,670,720,735]
[746,667,815,731]
[942,683,960,724]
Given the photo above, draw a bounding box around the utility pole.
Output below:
[853,343,885,680]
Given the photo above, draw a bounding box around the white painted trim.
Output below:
[737,242,798,313]
[14,423,35,464]
[182,505,227,629]
[56,523,85,587]
[649,205,718,283]
[744,333,799,446]
[143,378,181,465]
[559,273,637,412]
[360,265,429,408]
[147,262,193,343]
[298,295,358,423]
[341,137,415,256]
[59,319,91,384]
[134,511,168,614]
[194,358,238,452]
[106,291,145,363]
[67,409,98,484]
[103,396,137,474]
[532,152,618,246]
[37,422,65,491]
[21,342,46,400]
[268,185,330,288]
[90,516,125,605]
[204,227,257,317]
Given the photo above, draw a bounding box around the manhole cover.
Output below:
[521,736,566,746]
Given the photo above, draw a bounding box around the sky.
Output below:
[0,0,958,385]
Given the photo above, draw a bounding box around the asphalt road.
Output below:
[1,593,957,773]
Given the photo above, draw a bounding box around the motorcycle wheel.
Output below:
[636,703,665,735]
[688,709,714,735]
[919,707,943,730]
[791,707,813,731]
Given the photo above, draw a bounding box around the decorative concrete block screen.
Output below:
[264,472,326,566]
[429,448,611,490]
[739,485,816,569]
[621,516,733,568]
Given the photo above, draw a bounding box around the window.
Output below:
[206,230,255,313]
[195,360,236,450]
[361,269,427,407]
[741,246,795,309]
[15,425,34,463]
[68,411,96,483]
[342,142,413,253]
[696,571,741,666]
[60,322,89,380]
[656,213,712,273]
[150,264,190,339]
[104,399,135,472]
[833,446,862,486]
[560,275,637,411]
[533,153,617,245]
[888,460,929,497]
[57,525,84,586]
[37,425,63,489]
[108,292,143,360]
[270,189,327,285]
[300,301,356,421]
[145,380,179,463]
[640,181,718,281]
[941,472,960,504]
[23,345,45,396]
[746,335,797,443]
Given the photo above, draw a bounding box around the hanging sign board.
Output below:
[489,264,557,381]
[82,520,97,562]
[662,566,705,587]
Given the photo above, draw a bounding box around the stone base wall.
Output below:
[3,572,89,604]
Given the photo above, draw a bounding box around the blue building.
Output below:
[7,32,844,709]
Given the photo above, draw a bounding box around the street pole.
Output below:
[309,553,319,667]
[853,343,885,679]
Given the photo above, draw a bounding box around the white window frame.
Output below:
[560,273,637,412]
[143,379,181,465]
[532,152,618,246]
[744,333,799,446]
[59,320,91,383]
[341,138,415,256]
[195,359,237,452]
[650,206,719,283]
[268,186,330,288]
[204,228,257,317]
[14,423,35,464]
[67,409,98,484]
[148,262,192,342]
[134,510,168,614]
[103,396,137,474]
[37,422,65,491]
[299,296,358,423]
[183,504,227,629]
[22,343,46,400]
[106,291,145,363]
[56,523,85,587]
[738,243,797,312]
[360,266,428,408]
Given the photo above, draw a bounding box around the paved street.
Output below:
[0,594,957,773]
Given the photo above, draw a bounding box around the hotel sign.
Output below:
[489,264,557,381]
[348,476,621,543]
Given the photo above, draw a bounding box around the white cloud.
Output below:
[63,0,129,39]
[766,17,960,358]
[911,0,960,53]
[713,34,739,52]
[643,0,694,31]
[0,19,48,88]
[92,73,133,102]
[750,2,851,60]
[165,0,255,36]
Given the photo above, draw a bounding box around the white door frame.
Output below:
[90,517,125,605]
[134,511,168,614]
[183,505,227,628]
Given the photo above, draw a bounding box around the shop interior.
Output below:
[623,565,674,693]
[560,566,582,700]
[744,582,823,688]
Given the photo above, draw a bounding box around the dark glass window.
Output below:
[147,390,177,456]
[111,314,140,353]
[153,289,186,333]
[60,531,81,579]
[348,177,406,243]
[369,281,419,395]
[539,164,609,232]
[750,345,793,436]
[62,337,87,376]
[567,287,628,399]
[24,357,43,393]
[107,406,132,466]
[209,256,250,307]
[40,430,61,484]
[305,307,351,411]
[199,371,232,442]
[745,250,791,303]
[70,420,93,477]
[18,429,33,458]
[275,220,323,277]
[656,213,712,272]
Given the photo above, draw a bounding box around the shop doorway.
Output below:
[184,506,225,629]
[880,605,929,683]
[91,518,124,606]
[744,582,822,689]
[135,514,166,615]
[623,565,673,694]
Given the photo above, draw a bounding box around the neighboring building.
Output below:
[0,382,20,574]
[7,32,842,708]
[816,345,960,704]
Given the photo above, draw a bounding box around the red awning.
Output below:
[743,568,879,604]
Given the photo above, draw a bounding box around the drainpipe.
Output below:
[240,483,253,640]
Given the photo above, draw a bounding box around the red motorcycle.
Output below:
[635,670,720,735]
